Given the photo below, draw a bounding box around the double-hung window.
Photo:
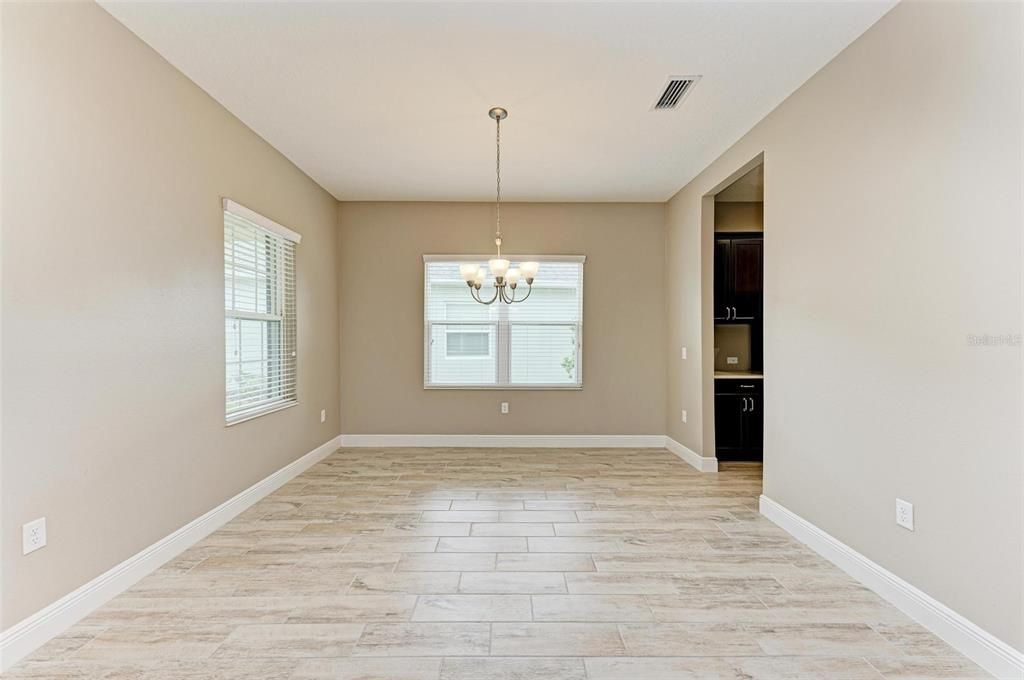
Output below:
[423,255,584,389]
[223,199,300,424]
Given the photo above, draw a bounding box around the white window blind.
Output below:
[224,201,299,424]
[423,256,584,389]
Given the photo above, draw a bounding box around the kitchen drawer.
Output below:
[714,379,762,395]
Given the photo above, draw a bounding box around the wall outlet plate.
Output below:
[726,356,739,365]
[896,498,914,531]
[681,409,688,423]
[500,402,509,414]
[680,347,687,360]
[320,409,326,423]
[23,517,47,555]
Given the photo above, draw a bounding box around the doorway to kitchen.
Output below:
[711,162,764,465]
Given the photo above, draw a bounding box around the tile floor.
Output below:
[9,448,991,679]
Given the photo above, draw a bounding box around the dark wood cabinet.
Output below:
[714,234,763,322]
[713,239,731,321]
[715,380,763,461]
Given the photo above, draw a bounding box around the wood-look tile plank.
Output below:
[491,623,626,656]
[618,623,761,656]
[496,553,596,572]
[72,625,232,660]
[458,572,568,594]
[292,657,442,679]
[351,623,490,656]
[436,537,528,553]
[440,657,586,680]
[411,594,532,621]
[213,623,364,658]
[470,523,555,537]
[396,553,496,571]
[531,595,654,622]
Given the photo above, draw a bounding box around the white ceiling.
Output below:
[100,2,894,202]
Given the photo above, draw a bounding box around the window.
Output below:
[423,256,584,388]
[223,199,301,424]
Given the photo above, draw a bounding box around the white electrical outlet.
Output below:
[726,356,739,365]
[680,347,687,360]
[500,402,509,414]
[896,499,914,531]
[23,518,47,555]
[681,409,688,423]
[320,409,326,423]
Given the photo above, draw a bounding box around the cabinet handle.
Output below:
[741,397,748,412]
[749,398,756,413]
[732,307,737,319]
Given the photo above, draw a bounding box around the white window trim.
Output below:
[422,254,586,264]
[223,198,302,244]
[422,254,585,391]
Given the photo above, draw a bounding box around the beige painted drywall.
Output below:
[337,202,666,436]
[1,2,340,627]
[713,201,764,232]
[666,0,1022,649]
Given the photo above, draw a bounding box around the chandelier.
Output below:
[460,107,539,304]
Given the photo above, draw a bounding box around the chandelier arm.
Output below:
[471,285,500,305]
[513,282,532,303]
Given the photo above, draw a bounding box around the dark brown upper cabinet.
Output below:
[714,233,763,322]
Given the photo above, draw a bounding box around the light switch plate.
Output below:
[23,517,47,555]
[681,347,687,360]
[896,499,914,531]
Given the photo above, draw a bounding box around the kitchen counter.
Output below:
[714,371,764,379]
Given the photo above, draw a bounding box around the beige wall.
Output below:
[1,2,340,627]
[338,202,666,436]
[666,0,1022,649]
[713,201,763,232]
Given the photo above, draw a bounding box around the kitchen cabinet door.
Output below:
[729,238,763,320]
[714,393,746,451]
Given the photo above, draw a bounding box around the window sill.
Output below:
[424,385,582,391]
[226,400,298,426]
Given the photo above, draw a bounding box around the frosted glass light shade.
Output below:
[459,263,480,281]
[506,267,521,285]
[520,261,540,280]
[474,267,487,285]
[488,258,510,278]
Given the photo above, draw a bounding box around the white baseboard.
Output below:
[759,495,1023,680]
[337,434,667,449]
[339,434,720,475]
[664,436,719,472]
[0,434,344,672]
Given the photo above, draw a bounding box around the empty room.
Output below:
[1,1,1021,678]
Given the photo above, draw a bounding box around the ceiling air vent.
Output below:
[652,76,700,110]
